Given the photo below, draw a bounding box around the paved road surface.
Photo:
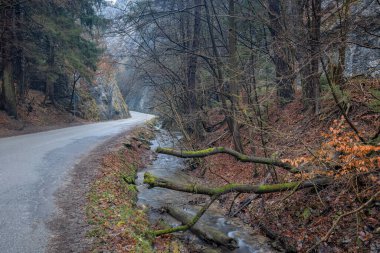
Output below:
[0,111,154,253]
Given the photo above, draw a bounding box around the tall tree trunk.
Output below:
[304,0,321,114]
[204,0,224,98]
[267,0,295,106]
[15,2,26,102]
[69,71,80,113]
[2,59,17,117]
[227,0,244,153]
[1,4,17,117]
[333,0,351,86]
[204,0,243,151]
[187,0,201,112]
[187,0,205,139]
[293,0,310,110]
[45,37,55,105]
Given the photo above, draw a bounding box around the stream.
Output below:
[137,129,276,253]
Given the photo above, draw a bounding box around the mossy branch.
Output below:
[144,172,332,196]
[145,173,331,237]
[156,147,299,173]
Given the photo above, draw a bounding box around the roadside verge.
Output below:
[47,121,156,252]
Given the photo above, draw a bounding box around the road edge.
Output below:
[46,126,144,252]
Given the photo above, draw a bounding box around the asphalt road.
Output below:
[0,111,154,253]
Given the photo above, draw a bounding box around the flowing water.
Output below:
[137,129,276,253]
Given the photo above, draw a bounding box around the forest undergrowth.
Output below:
[0,90,86,137]
[187,79,380,252]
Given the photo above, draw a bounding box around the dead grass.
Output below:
[86,126,156,252]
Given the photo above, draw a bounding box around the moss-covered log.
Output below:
[144,172,331,196]
[156,147,299,173]
[154,194,220,236]
[164,206,238,249]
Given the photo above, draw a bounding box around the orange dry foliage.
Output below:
[283,118,380,179]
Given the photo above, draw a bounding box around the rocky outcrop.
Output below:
[88,57,130,120]
[74,58,130,121]
[74,80,130,121]
[344,0,380,77]
[90,75,130,120]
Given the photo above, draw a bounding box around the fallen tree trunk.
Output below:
[165,206,238,249]
[156,147,299,173]
[154,194,220,236]
[145,174,332,237]
[144,172,332,196]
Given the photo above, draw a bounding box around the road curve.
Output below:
[0,111,155,253]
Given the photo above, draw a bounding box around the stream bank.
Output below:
[75,123,157,252]
[73,123,278,252]
[47,123,156,253]
[137,128,277,253]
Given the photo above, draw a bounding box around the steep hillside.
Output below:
[0,90,85,137]
[0,57,130,137]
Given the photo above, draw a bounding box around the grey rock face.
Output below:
[344,0,380,77]
[124,84,154,113]
[91,75,130,120]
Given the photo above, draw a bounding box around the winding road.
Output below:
[0,111,154,253]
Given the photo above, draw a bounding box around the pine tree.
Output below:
[0,0,105,116]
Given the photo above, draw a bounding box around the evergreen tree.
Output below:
[0,0,105,116]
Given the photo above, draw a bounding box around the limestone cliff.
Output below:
[344,0,380,77]
[91,74,130,120]
[75,57,130,121]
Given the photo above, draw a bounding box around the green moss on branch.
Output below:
[144,172,331,196]
[155,147,299,173]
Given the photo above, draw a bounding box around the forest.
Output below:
[116,1,379,250]
[0,0,379,252]
[0,0,102,115]
[0,0,129,127]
